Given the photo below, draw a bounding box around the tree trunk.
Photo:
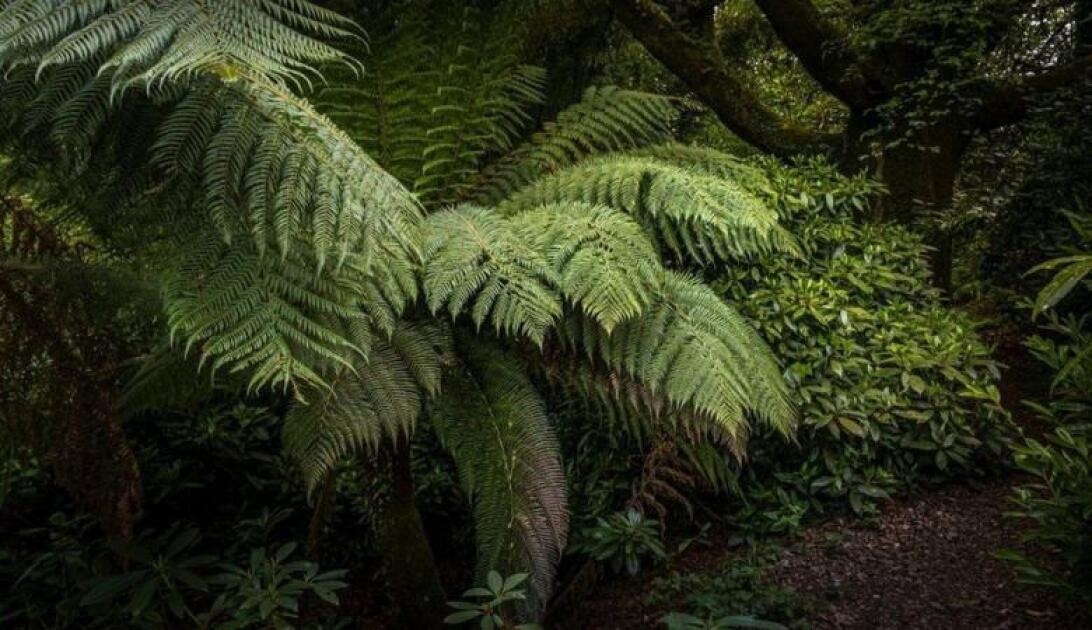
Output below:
[370,439,448,629]
[843,114,969,294]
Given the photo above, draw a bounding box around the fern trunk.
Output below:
[370,440,448,629]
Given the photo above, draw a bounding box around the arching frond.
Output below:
[559,271,796,444]
[156,78,423,270]
[423,205,562,345]
[415,10,545,203]
[160,231,374,393]
[312,4,545,205]
[510,202,661,332]
[630,142,772,191]
[429,343,567,617]
[282,322,452,493]
[0,0,359,92]
[1,54,423,392]
[475,87,681,204]
[503,156,798,263]
[313,23,437,185]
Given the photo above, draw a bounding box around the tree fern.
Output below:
[429,342,567,617]
[503,156,798,263]
[1,4,803,620]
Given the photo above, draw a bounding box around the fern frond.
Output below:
[511,202,661,332]
[630,142,772,191]
[157,78,422,269]
[429,342,567,617]
[282,322,452,493]
[1,58,424,391]
[312,4,545,205]
[560,270,796,444]
[145,77,424,390]
[423,205,562,345]
[120,346,221,418]
[313,21,438,185]
[503,156,798,263]
[0,0,360,92]
[475,87,680,204]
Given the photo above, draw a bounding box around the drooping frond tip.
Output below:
[430,344,567,617]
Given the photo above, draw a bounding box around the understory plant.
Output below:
[714,158,1012,526]
[571,508,668,575]
[0,1,796,625]
[0,403,351,629]
[1000,231,1092,607]
[652,544,804,629]
[444,571,540,630]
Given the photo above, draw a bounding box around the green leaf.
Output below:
[838,417,866,438]
[445,610,483,624]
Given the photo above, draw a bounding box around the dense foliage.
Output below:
[720,159,1011,526]
[1,0,1090,627]
[1000,230,1092,607]
[1004,315,1092,606]
[0,403,352,628]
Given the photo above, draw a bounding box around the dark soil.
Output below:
[550,479,1091,629]
[767,480,1090,630]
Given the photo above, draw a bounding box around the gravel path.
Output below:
[551,479,1090,629]
[766,480,1089,629]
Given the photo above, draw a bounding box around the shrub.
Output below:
[651,544,804,629]
[715,158,1012,525]
[445,571,541,630]
[570,508,668,575]
[1000,310,1092,605]
[0,402,352,629]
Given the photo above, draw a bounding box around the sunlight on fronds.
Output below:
[504,156,798,263]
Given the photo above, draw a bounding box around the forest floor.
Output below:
[550,333,1091,630]
[355,330,1090,629]
[550,478,1091,630]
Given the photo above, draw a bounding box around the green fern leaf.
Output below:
[429,342,567,617]
[0,0,360,93]
[504,156,798,263]
[511,202,661,332]
[423,205,562,345]
[560,270,796,443]
[475,87,681,204]
[283,322,452,493]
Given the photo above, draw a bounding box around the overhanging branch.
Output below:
[612,0,837,157]
[971,53,1092,131]
[752,0,873,107]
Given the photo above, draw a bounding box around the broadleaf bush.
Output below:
[714,157,1013,526]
